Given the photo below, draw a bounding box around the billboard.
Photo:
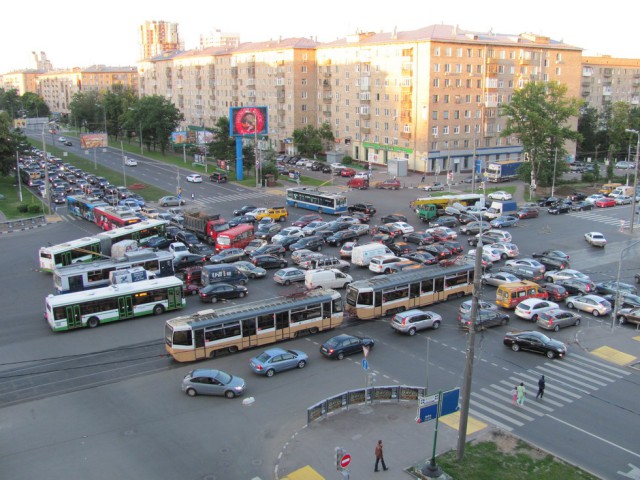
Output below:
[80,133,108,149]
[230,106,268,136]
[172,128,213,146]
[172,131,188,145]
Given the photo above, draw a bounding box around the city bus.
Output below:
[52,249,175,293]
[285,187,348,215]
[45,276,185,331]
[410,193,485,210]
[215,223,255,252]
[345,264,474,320]
[66,195,108,222]
[93,205,141,231]
[39,220,168,272]
[165,288,343,362]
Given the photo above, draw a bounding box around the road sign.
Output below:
[440,388,461,416]
[362,359,369,370]
[340,454,352,468]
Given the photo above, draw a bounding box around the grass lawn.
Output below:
[0,176,45,219]
[409,431,598,480]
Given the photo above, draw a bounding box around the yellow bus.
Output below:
[165,288,343,362]
[410,193,485,210]
[345,264,474,320]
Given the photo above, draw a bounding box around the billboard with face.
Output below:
[230,107,268,136]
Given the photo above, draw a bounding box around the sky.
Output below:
[2,0,639,73]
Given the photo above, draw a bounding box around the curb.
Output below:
[0,223,48,235]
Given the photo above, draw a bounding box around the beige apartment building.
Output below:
[140,20,182,60]
[581,56,640,111]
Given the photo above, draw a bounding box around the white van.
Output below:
[609,185,634,199]
[351,243,393,266]
[305,268,353,290]
[369,255,403,274]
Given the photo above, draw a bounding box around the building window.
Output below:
[301,66,307,73]
[464,124,470,133]
[444,64,451,73]
[434,64,440,72]
[431,126,438,136]
[444,95,450,104]
[454,110,460,119]
[453,126,460,134]
[433,94,439,103]
[403,124,410,133]
[443,111,449,120]
[445,48,452,57]
[434,47,440,56]
[444,79,451,87]
[443,126,449,135]
[432,111,438,120]
[433,78,439,87]
[301,91,307,99]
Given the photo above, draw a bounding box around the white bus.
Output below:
[45,276,185,332]
[285,187,348,215]
[39,219,168,272]
[165,289,343,362]
[52,249,175,294]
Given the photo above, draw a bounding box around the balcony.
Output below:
[401,67,413,76]
[400,111,412,122]
[361,127,370,134]
[360,113,370,120]
[323,110,332,117]
[401,131,412,140]
[277,96,285,104]
[231,66,238,76]
[323,96,332,104]
[581,90,590,97]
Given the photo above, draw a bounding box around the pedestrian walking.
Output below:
[421,174,426,183]
[536,375,546,400]
[191,193,195,201]
[516,382,526,406]
[374,439,388,472]
[511,385,518,406]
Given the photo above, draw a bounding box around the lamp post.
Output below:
[121,140,127,188]
[611,239,640,329]
[128,107,144,154]
[41,121,52,215]
[551,147,558,198]
[625,129,640,232]
[456,212,484,460]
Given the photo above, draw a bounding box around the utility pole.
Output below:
[625,129,640,231]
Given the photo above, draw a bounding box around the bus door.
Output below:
[241,318,257,349]
[194,328,206,360]
[374,291,383,317]
[68,275,84,292]
[117,296,134,319]
[158,259,174,277]
[167,287,182,309]
[65,305,82,329]
[59,251,72,268]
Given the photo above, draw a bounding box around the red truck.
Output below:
[183,212,229,245]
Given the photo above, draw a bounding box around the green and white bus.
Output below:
[45,276,185,332]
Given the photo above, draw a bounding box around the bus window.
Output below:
[332,298,343,312]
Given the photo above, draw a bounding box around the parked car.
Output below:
[199,282,248,303]
[490,215,519,228]
[390,310,442,335]
[584,232,607,248]
[233,261,267,279]
[616,307,640,326]
[488,191,513,200]
[320,334,374,360]
[181,369,246,398]
[536,309,582,331]
[515,298,560,321]
[252,254,287,269]
[209,248,246,264]
[423,183,446,192]
[503,331,567,359]
[595,281,637,296]
[481,271,521,287]
[273,267,306,285]
[595,197,616,208]
[566,294,611,316]
[249,348,308,377]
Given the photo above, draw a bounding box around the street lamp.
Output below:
[128,107,144,154]
[625,129,640,232]
[611,239,640,329]
[41,121,52,215]
[551,147,558,198]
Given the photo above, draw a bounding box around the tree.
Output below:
[21,92,49,119]
[120,95,183,154]
[500,81,582,189]
[69,91,101,132]
[208,117,235,161]
[0,111,29,176]
[292,124,333,157]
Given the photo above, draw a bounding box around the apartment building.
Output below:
[1,70,41,96]
[140,20,182,60]
[581,56,640,111]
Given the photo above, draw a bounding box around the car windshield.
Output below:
[256,352,271,362]
[215,371,232,384]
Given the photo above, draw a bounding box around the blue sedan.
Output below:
[490,215,519,228]
[249,348,308,377]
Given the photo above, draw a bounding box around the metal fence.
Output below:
[0,215,47,232]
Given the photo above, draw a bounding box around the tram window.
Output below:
[434,277,444,292]
[410,283,420,298]
[242,318,257,336]
[223,321,241,338]
[421,278,434,293]
[172,330,192,346]
[257,314,274,330]
[358,292,373,306]
[332,298,343,312]
[275,312,289,329]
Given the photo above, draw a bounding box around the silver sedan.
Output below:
[536,309,582,331]
[545,269,590,283]
[481,271,521,287]
[566,294,611,317]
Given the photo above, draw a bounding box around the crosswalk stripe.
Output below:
[547,362,611,385]
[469,401,525,426]
[498,381,555,412]
[537,363,599,391]
[468,408,513,432]
[524,372,584,398]
[568,355,632,376]
[477,389,537,420]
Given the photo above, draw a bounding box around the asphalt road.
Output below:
[2,141,640,479]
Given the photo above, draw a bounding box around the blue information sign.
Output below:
[362,359,369,370]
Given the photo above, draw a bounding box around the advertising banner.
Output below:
[229,106,268,136]
[80,133,108,149]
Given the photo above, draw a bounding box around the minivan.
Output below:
[305,268,353,290]
[201,264,248,286]
[599,183,622,196]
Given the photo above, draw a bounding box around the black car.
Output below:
[440,240,464,255]
[418,244,451,259]
[387,242,413,255]
[403,231,434,246]
[571,201,593,212]
[255,224,282,240]
[252,254,288,269]
[310,161,325,171]
[273,235,303,250]
[467,231,502,247]
[249,244,286,258]
[402,252,438,265]
[209,248,246,264]
[350,212,371,223]
[228,215,256,227]
[233,205,258,216]
[347,202,377,215]
[175,231,200,249]
[503,331,567,359]
[534,255,570,270]
[459,221,490,235]
[51,192,66,204]
[290,235,325,252]
[320,165,332,174]
[173,254,206,272]
[374,224,403,237]
[380,213,408,224]
[569,192,587,202]
[428,216,458,228]
[603,293,640,309]
[538,196,561,207]
[63,140,73,146]
[533,250,570,262]
[458,309,510,330]
[371,233,394,245]
[315,222,351,240]
[547,202,571,214]
[165,226,183,242]
[189,243,216,257]
[199,283,248,303]
[320,334,375,360]
[326,230,359,246]
[595,281,637,296]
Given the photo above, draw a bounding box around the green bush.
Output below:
[28,204,43,214]
[581,172,595,183]
[17,204,29,213]
[342,156,354,165]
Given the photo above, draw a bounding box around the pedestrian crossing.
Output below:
[191,189,279,207]
[468,353,631,432]
[568,210,630,227]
